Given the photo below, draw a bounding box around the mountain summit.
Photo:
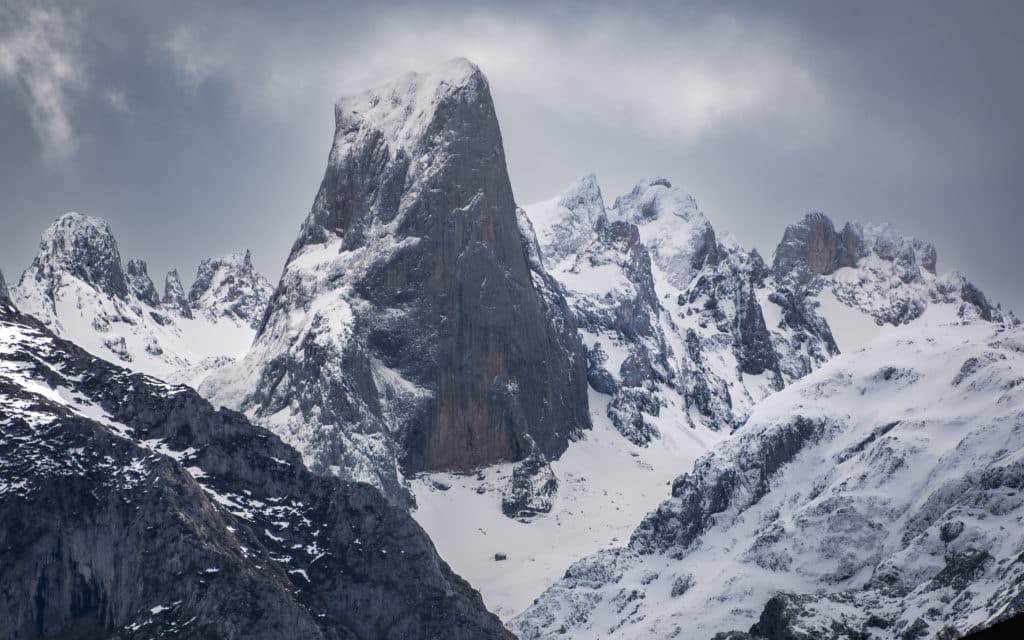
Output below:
[204,59,590,502]
[11,213,273,385]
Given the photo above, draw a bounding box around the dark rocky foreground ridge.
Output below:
[0,295,511,639]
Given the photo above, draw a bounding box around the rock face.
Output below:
[501,439,559,521]
[512,319,1024,640]
[204,59,590,502]
[610,178,718,289]
[0,301,512,640]
[19,212,129,301]
[773,213,1010,327]
[125,258,161,307]
[188,250,274,328]
[0,269,8,304]
[521,177,839,438]
[772,212,863,282]
[11,213,272,385]
[162,268,192,318]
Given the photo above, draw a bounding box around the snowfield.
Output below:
[511,311,1024,639]
[412,389,727,619]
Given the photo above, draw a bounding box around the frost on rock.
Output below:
[11,213,273,387]
[521,176,839,438]
[512,320,1024,640]
[203,58,590,505]
[188,249,274,328]
[501,438,559,521]
[773,212,1013,327]
[125,258,161,307]
[162,268,192,318]
[610,178,718,289]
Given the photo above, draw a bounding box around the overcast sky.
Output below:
[1,0,1021,311]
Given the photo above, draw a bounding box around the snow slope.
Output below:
[411,390,727,619]
[512,309,1024,639]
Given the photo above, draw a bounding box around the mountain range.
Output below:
[1,58,1021,639]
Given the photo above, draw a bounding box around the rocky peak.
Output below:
[526,173,607,269]
[162,269,192,318]
[860,222,938,277]
[293,57,493,250]
[772,213,939,286]
[0,269,8,305]
[125,258,160,307]
[20,212,128,300]
[188,250,273,328]
[206,59,590,499]
[611,178,718,288]
[772,212,864,282]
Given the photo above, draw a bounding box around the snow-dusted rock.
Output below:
[501,439,559,521]
[19,211,130,301]
[203,59,590,504]
[522,177,839,438]
[188,249,273,328]
[125,258,160,307]
[162,268,192,318]
[610,178,718,289]
[0,269,8,305]
[11,213,271,386]
[512,317,1024,639]
[774,213,1010,328]
[0,301,512,640]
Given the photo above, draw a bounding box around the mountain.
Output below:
[202,58,590,505]
[0,294,511,639]
[511,309,1024,639]
[521,176,839,441]
[774,212,1009,330]
[410,172,1016,620]
[188,250,274,328]
[11,212,273,386]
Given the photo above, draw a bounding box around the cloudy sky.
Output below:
[1,0,1022,311]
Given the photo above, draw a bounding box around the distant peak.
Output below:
[188,250,273,328]
[125,258,160,307]
[25,211,128,299]
[773,212,938,281]
[612,178,701,225]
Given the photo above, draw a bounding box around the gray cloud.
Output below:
[0,0,1021,314]
[0,2,83,161]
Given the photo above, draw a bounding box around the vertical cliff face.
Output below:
[206,59,590,499]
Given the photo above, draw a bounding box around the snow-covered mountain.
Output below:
[11,212,273,386]
[512,307,1024,639]
[5,57,1017,639]
[0,295,510,639]
[202,58,590,505]
[408,171,1017,621]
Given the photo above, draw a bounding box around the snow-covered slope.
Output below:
[412,389,727,620]
[512,308,1024,639]
[11,212,272,386]
[407,176,838,620]
[411,173,1017,628]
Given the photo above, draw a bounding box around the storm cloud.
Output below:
[1,0,1021,311]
